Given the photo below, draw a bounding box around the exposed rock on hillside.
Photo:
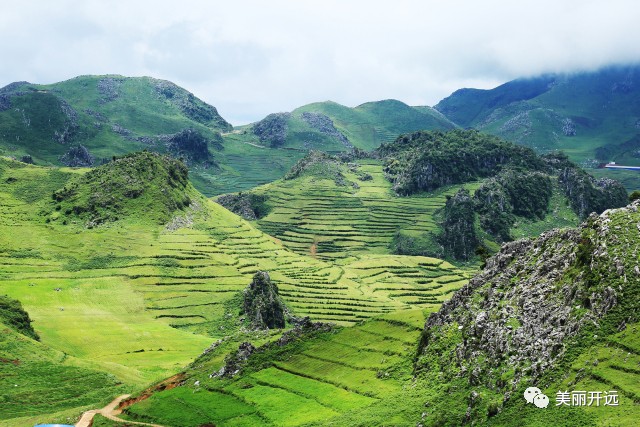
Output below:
[242,271,286,330]
[417,201,640,392]
[253,113,291,147]
[216,193,269,220]
[97,77,123,103]
[559,167,628,219]
[59,145,94,167]
[301,112,352,148]
[439,189,479,261]
[154,79,232,131]
[166,128,219,165]
[211,318,333,379]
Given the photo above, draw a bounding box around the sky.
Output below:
[2,0,640,125]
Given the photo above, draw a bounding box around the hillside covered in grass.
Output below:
[231,99,456,152]
[435,65,640,189]
[0,152,479,426]
[219,130,627,263]
[121,202,640,426]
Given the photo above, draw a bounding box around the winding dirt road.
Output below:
[75,394,164,427]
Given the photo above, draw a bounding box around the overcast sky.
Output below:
[2,0,640,125]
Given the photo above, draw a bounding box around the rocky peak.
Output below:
[242,271,286,330]
[417,201,640,391]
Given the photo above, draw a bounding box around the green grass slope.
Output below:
[0,153,476,424]
[435,65,640,189]
[231,99,457,153]
[222,142,586,265]
[119,310,430,427]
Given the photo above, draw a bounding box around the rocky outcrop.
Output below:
[439,189,479,261]
[301,112,352,148]
[417,201,640,390]
[97,77,123,103]
[242,271,286,330]
[59,145,94,167]
[166,128,215,164]
[210,318,333,379]
[559,167,628,219]
[212,342,256,378]
[252,113,290,147]
[154,80,232,131]
[216,193,269,220]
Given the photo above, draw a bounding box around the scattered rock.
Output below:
[97,77,123,103]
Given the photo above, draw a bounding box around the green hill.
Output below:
[219,131,626,264]
[230,99,456,153]
[0,153,477,425]
[120,201,640,426]
[435,65,640,190]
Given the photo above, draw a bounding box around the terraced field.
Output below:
[250,160,480,260]
[123,311,427,427]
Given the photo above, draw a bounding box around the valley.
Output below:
[0,67,639,427]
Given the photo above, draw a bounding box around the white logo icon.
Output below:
[534,393,550,408]
[524,387,549,408]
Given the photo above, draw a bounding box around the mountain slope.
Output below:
[223,131,626,264]
[435,65,640,189]
[0,152,480,425]
[231,99,457,153]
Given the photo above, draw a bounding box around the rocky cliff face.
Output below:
[559,167,628,219]
[416,201,640,391]
[439,189,479,261]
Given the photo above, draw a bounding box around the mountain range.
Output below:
[2,65,640,195]
[1,65,640,426]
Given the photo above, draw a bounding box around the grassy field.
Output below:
[248,159,477,260]
[122,310,429,427]
[0,156,472,425]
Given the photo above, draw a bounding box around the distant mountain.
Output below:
[435,66,640,175]
[232,99,456,152]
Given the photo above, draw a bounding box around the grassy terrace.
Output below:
[251,160,480,261]
[123,310,428,427]
[0,156,473,426]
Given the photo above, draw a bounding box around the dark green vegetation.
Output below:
[51,151,193,226]
[243,271,286,329]
[379,130,545,195]
[435,65,640,189]
[0,294,38,340]
[413,201,640,426]
[373,131,627,259]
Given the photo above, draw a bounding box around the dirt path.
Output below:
[75,394,164,427]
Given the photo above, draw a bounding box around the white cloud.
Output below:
[1,0,639,124]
